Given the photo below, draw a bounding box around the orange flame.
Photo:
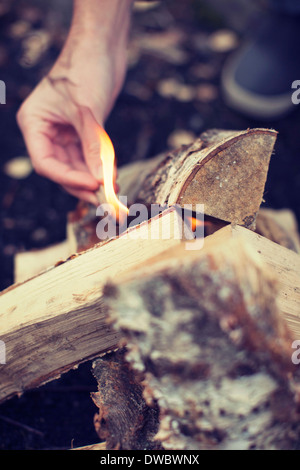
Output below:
[188,216,204,232]
[98,127,129,224]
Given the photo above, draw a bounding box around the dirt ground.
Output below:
[0,0,299,449]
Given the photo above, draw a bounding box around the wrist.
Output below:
[54,0,134,73]
[71,0,134,50]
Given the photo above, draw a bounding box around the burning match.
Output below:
[97,127,129,226]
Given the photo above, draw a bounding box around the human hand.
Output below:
[17,0,133,205]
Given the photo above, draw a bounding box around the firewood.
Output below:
[101,231,300,450]
[0,207,188,403]
[207,224,300,338]
[72,442,107,450]
[14,216,78,284]
[255,208,300,253]
[117,127,277,228]
[13,127,276,282]
[69,127,276,252]
[66,127,276,254]
[102,223,300,337]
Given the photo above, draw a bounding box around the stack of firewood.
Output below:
[1,128,300,450]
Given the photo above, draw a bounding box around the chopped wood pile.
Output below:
[2,128,300,450]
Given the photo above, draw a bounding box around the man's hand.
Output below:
[17,0,134,205]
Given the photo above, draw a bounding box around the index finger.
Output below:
[22,127,100,191]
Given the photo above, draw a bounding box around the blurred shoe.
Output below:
[221,13,300,120]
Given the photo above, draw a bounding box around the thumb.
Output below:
[76,107,104,183]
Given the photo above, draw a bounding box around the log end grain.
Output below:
[179,129,278,229]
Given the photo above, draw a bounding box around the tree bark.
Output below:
[116,128,277,229]
[101,229,300,450]
[91,349,161,450]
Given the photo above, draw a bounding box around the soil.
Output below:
[0,0,299,449]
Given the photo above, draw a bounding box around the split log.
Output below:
[0,208,188,403]
[210,224,300,338]
[116,128,277,229]
[100,230,300,450]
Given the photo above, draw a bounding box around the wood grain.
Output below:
[0,208,187,403]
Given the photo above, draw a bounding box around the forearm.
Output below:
[70,0,134,50]
[17,0,135,202]
[53,0,134,76]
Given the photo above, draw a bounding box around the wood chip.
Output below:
[157,78,195,101]
[130,30,189,65]
[3,157,33,179]
[208,29,239,53]
[167,129,196,149]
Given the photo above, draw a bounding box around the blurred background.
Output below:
[0,0,299,449]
